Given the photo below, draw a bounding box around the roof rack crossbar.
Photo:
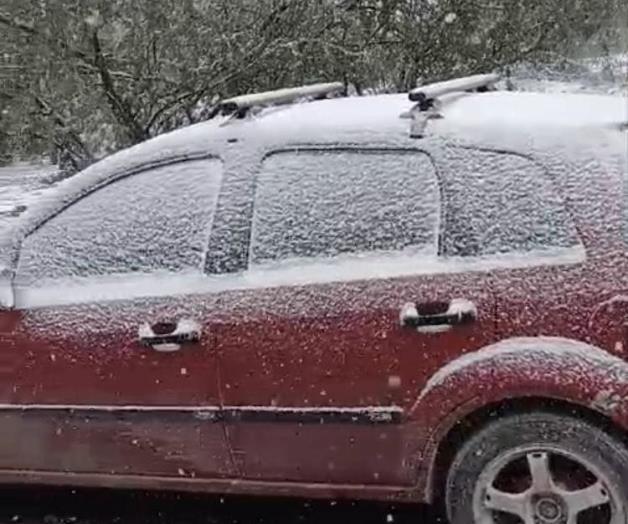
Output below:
[218,82,345,117]
[409,73,500,109]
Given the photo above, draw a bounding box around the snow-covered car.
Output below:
[0,76,627,524]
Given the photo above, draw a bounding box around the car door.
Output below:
[0,158,236,480]
[487,139,627,356]
[209,147,498,486]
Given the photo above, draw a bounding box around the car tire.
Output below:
[445,412,628,524]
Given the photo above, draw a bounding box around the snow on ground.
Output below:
[0,162,57,186]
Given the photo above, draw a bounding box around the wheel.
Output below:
[445,412,628,524]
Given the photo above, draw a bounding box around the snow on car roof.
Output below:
[0,89,625,281]
[435,91,627,129]
[252,90,627,134]
[28,90,626,200]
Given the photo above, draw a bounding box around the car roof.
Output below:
[0,88,625,280]
[21,90,627,196]
[249,91,627,137]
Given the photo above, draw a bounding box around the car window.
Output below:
[441,149,581,258]
[16,159,223,286]
[250,150,440,267]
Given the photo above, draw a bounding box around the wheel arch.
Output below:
[410,337,628,504]
[427,395,628,505]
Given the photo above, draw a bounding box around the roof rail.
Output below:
[218,82,345,118]
[409,73,500,111]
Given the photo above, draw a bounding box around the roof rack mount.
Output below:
[219,82,344,118]
[404,73,501,139]
[409,73,500,110]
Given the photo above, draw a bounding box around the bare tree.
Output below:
[0,0,625,170]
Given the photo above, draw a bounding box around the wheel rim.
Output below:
[472,444,625,524]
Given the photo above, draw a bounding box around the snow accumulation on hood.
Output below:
[0,164,58,234]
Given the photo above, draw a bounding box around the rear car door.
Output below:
[210,147,497,486]
[0,159,236,480]
[489,137,627,356]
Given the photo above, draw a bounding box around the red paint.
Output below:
[216,272,495,486]
[0,302,234,479]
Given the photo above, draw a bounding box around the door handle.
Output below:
[400,299,477,331]
[138,319,201,352]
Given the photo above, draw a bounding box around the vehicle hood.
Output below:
[0,164,59,235]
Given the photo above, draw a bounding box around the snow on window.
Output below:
[440,148,582,257]
[250,151,440,267]
[16,159,223,286]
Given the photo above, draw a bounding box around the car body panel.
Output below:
[410,128,628,502]
[216,272,495,485]
[0,296,235,479]
[0,89,624,503]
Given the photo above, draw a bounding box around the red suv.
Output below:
[0,77,627,524]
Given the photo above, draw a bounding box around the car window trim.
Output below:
[14,244,586,310]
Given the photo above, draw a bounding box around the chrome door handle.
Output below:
[400,299,477,330]
[138,319,201,352]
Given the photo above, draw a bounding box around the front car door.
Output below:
[210,147,498,486]
[0,158,236,482]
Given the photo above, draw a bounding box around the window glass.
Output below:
[251,150,439,266]
[441,149,581,257]
[17,159,223,286]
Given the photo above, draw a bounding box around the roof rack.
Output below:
[404,73,501,138]
[409,73,500,111]
[217,82,345,118]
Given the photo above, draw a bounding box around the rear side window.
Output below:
[441,149,581,257]
[250,150,439,266]
[17,159,223,286]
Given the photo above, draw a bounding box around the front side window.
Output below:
[250,150,440,268]
[17,159,223,287]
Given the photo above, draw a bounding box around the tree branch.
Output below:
[0,11,36,34]
[92,29,147,143]
[33,95,94,166]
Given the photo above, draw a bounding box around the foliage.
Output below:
[0,0,625,171]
